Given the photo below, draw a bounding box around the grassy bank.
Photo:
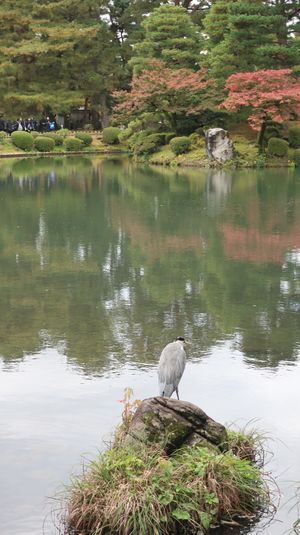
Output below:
[64,424,273,535]
[148,135,296,169]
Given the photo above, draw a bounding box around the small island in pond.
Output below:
[64,396,274,535]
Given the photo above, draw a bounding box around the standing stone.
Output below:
[205,128,234,164]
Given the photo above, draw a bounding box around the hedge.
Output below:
[64,137,83,151]
[102,127,120,145]
[170,136,191,155]
[34,136,55,152]
[58,128,70,138]
[45,132,64,146]
[11,131,34,151]
[75,132,93,146]
[267,137,288,157]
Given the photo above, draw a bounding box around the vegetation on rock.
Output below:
[65,393,273,535]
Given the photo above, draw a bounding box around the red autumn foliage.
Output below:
[221,69,300,131]
[113,60,212,122]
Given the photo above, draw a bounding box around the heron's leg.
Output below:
[175,387,179,400]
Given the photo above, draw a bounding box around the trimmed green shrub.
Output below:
[64,137,83,151]
[75,132,93,146]
[11,131,34,151]
[288,126,300,148]
[34,136,55,152]
[170,136,191,155]
[46,132,64,145]
[293,149,300,168]
[189,132,203,146]
[30,131,40,139]
[57,128,69,138]
[267,137,288,157]
[102,127,121,145]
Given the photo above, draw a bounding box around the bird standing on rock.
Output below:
[158,336,187,400]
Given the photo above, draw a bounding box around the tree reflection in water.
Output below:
[0,157,299,372]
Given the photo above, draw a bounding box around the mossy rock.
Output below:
[122,397,227,453]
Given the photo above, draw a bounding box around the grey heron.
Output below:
[158,336,187,399]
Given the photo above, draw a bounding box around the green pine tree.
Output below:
[203,0,299,85]
[130,4,203,73]
[0,0,121,121]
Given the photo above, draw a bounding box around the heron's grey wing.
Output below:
[158,342,186,397]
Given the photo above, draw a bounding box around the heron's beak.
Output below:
[185,340,192,346]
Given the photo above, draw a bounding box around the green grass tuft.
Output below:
[64,425,273,535]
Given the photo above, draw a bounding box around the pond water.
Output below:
[0,156,300,535]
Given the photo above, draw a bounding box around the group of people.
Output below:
[0,116,58,134]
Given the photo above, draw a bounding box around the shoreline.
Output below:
[0,149,295,170]
[0,149,127,159]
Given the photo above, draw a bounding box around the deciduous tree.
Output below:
[114,60,212,131]
[221,68,300,150]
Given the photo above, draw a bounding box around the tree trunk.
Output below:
[83,97,89,125]
[99,93,110,128]
[257,120,267,153]
[163,111,178,133]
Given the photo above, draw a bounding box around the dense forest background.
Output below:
[0,0,299,127]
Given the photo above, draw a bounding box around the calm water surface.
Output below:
[0,156,300,535]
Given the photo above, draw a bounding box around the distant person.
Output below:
[45,116,56,131]
[26,118,35,132]
[17,118,24,131]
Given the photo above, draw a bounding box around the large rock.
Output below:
[205,128,234,164]
[122,397,227,453]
